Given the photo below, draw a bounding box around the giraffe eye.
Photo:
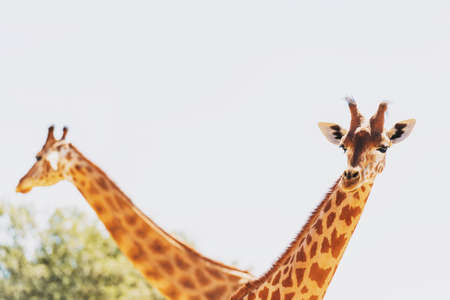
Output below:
[340,145,347,153]
[36,155,42,161]
[377,145,388,153]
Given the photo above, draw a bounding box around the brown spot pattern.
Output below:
[163,286,179,300]
[301,286,308,293]
[285,292,295,300]
[324,200,332,212]
[128,242,146,261]
[296,247,306,262]
[107,218,124,242]
[339,205,362,226]
[125,214,138,226]
[270,289,280,300]
[195,269,210,286]
[331,229,347,259]
[306,235,312,245]
[75,164,84,174]
[295,268,305,286]
[205,286,227,300]
[313,218,323,235]
[149,239,167,254]
[309,262,332,288]
[281,269,293,287]
[179,277,196,289]
[321,237,330,253]
[310,242,318,258]
[96,177,109,190]
[144,268,161,280]
[258,287,269,300]
[158,260,174,275]
[93,203,104,214]
[174,254,191,270]
[135,225,147,238]
[336,190,346,206]
[326,212,336,228]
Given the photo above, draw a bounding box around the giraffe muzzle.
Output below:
[341,169,362,191]
[16,181,33,193]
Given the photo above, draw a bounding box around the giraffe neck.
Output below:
[63,144,253,300]
[232,179,373,300]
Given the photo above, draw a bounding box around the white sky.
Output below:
[1,1,449,299]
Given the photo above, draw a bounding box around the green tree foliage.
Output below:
[0,202,165,300]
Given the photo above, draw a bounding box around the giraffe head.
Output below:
[16,126,71,193]
[318,98,415,192]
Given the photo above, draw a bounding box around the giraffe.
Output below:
[16,126,254,300]
[231,99,415,300]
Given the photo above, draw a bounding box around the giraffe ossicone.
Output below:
[16,126,254,300]
[231,99,415,300]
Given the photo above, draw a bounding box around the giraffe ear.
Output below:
[318,122,347,145]
[387,119,416,144]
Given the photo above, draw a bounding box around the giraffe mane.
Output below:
[231,179,340,299]
[68,144,253,276]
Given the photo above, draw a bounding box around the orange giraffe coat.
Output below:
[17,127,254,300]
[231,99,415,300]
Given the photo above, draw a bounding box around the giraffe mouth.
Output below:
[16,185,32,194]
[16,177,34,194]
[341,177,362,192]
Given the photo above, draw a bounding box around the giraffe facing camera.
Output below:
[231,99,415,300]
[318,98,415,192]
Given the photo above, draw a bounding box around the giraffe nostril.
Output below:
[344,170,359,180]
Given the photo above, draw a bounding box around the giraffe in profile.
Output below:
[16,126,254,300]
[231,99,415,300]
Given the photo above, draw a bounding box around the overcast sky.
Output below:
[1,1,449,299]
